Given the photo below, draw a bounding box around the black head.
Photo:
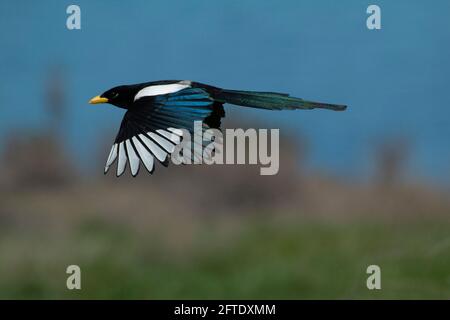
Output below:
[89,85,139,109]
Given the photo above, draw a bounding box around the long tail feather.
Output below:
[215,89,347,111]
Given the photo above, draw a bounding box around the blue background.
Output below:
[1,0,449,181]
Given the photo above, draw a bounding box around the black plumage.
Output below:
[89,80,346,177]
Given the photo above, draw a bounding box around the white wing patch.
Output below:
[105,129,182,177]
[134,82,191,101]
[103,125,220,176]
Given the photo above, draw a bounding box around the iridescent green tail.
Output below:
[216,89,347,111]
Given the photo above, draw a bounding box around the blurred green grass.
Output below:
[1,216,449,299]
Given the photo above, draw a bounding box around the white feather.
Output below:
[104,144,118,173]
[148,132,175,153]
[117,142,127,176]
[125,140,140,176]
[138,134,167,162]
[132,137,154,173]
[156,129,181,144]
[167,128,184,137]
[134,83,190,101]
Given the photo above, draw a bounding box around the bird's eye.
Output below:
[110,92,119,99]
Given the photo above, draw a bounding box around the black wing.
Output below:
[104,87,225,177]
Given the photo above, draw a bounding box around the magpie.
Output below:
[89,80,347,177]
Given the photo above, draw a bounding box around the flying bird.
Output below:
[89,80,347,177]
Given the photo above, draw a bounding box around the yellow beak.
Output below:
[89,95,109,104]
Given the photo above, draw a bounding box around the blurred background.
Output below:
[1,0,450,299]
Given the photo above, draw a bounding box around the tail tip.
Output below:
[336,104,347,111]
[317,103,348,111]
